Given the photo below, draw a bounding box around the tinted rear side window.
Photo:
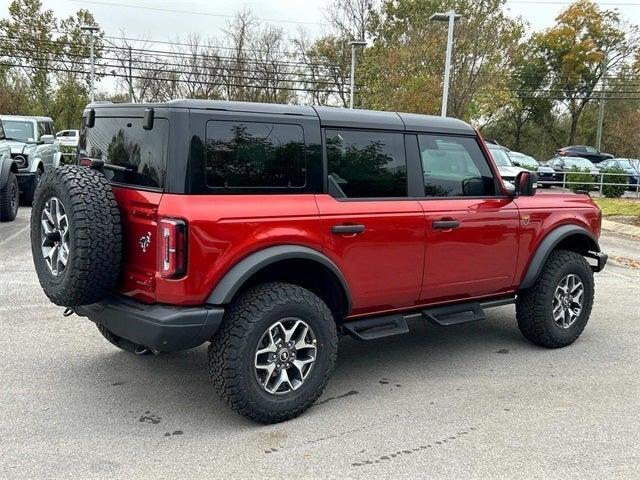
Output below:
[205,120,306,189]
[80,117,168,189]
[325,129,407,198]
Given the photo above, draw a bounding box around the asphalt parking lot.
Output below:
[1,207,639,479]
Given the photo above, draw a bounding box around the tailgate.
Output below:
[112,186,163,303]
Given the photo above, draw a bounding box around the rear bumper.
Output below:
[76,295,225,352]
[587,251,608,272]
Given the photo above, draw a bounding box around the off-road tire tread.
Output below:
[516,249,594,348]
[208,282,338,424]
[30,165,122,306]
[0,171,18,221]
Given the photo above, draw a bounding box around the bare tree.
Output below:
[325,0,374,41]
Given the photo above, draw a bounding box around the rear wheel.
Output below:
[516,249,594,348]
[0,171,19,222]
[208,282,338,424]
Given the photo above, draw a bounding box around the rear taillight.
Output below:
[158,218,187,279]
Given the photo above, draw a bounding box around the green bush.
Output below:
[566,167,593,193]
[600,167,627,198]
[59,145,76,165]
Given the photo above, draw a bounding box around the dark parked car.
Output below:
[556,145,613,164]
[597,158,640,187]
[545,156,600,187]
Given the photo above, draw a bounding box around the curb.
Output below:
[602,218,640,238]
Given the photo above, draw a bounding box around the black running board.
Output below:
[343,297,514,341]
[342,314,409,341]
[422,302,485,326]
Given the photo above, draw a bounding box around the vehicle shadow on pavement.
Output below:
[59,306,536,429]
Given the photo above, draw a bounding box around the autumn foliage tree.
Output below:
[533,0,637,144]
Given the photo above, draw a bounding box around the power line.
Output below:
[64,0,329,26]
[3,45,352,84]
[0,34,344,70]
[0,61,350,94]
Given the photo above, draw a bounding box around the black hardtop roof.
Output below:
[87,99,475,134]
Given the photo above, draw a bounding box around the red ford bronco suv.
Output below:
[30,100,607,423]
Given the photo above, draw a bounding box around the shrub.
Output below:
[59,145,76,165]
[600,167,627,198]
[566,167,593,193]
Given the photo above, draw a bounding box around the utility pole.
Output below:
[348,40,366,109]
[430,10,461,117]
[128,45,134,103]
[81,25,100,103]
[596,55,608,151]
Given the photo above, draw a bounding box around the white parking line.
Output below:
[602,269,635,281]
[0,225,29,247]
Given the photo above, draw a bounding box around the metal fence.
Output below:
[537,170,640,198]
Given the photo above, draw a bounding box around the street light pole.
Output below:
[430,10,461,117]
[349,40,366,109]
[596,55,608,151]
[81,25,100,103]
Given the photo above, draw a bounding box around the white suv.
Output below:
[0,115,62,205]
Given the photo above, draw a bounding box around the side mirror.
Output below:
[41,134,54,144]
[514,171,537,196]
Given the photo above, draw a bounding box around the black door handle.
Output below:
[331,224,365,235]
[432,220,460,230]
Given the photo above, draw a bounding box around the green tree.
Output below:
[0,0,101,116]
[359,0,523,119]
[533,0,636,145]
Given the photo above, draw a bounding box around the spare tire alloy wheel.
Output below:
[254,318,318,395]
[30,165,122,307]
[40,197,69,276]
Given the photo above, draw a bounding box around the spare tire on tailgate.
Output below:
[30,165,122,307]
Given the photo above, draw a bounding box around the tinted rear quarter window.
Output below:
[418,134,496,197]
[79,117,168,189]
[205,120,306,189]
[326,129,407,198]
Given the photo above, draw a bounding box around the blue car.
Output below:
[597,158,640,188]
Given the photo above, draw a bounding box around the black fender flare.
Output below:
[519,224,600,290]
[206,245,352,314]
[0,156,18,190]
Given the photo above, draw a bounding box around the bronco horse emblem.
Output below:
[139,232,152,253]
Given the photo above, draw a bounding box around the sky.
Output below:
[1,0,638,43]
[1,0,639,95]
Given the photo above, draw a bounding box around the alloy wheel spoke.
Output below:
[254,318,317,395]
[270,368,292,394]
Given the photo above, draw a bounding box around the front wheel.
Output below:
[208,282,338,424]
[21,168,42,206]
[516,249,594,348]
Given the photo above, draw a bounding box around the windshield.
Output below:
[615,159,640,171]
[564,157,595,169]
[489,146,513,167]
[510,153,538,167]
[3,120,35,142]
